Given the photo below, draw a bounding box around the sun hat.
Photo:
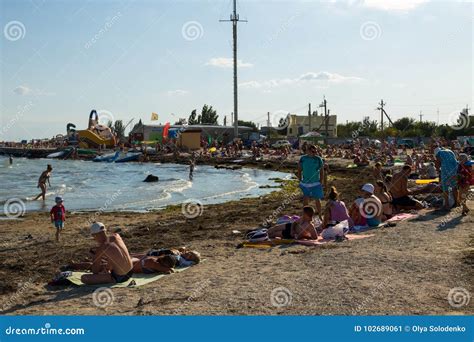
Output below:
[90,222,106,235]
[361,183,375,194]
[55,196,63,203]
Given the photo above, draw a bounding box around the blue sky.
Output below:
[1,0,472,140]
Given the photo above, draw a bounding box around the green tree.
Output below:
[113,120,126,141]
[188,109,198,125]
[238,120,257,130]
[200,104,218,125]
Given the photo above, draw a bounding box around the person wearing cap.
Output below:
[434,147,459,210]
[50,196,65,242]
[389,165,424,211]
[34,164,53,201]
[359,183,383,227]
[297,144,325,219]
[81,222,134,285]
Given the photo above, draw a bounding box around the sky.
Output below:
[0,0,472,140]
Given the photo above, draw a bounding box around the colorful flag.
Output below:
[163,122,170,139]
[151,112,159,121]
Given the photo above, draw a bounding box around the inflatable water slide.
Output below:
[76,110,116,148]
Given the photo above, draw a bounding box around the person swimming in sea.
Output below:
[189,159,195,181]
[9,155,13,165]
[34,164,53,201]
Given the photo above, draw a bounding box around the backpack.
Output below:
[246,229,269,242]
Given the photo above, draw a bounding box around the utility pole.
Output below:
[224,115,227,126]
[319,96,328,138]
[378,99,385,131]
[267,112,270,127]
[220,0,247,139]
[437,108,439,125]
[419,110,423,123]
[308,103,311,131]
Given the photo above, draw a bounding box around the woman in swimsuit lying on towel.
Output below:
[267,206,318,240]
[131,247,201,273]
[131,254,177,274]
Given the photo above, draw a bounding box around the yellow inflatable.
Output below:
[415,178,439,184]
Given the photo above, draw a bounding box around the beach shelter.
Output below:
[299,131,324,146]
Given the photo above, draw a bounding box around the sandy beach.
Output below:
[1,165,472,315]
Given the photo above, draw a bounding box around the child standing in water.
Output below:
[50,196,65,242]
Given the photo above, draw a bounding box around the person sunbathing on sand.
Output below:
[131,255,177,274]
[81,222,134,285]
[131,247,201,267]
[322,186,353,229]
[267,206,318,240]
[389,165,424,211]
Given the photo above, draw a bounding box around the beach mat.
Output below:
[387,213,418,222]
[241,234,374,248]
[296,233,374,246]
[66,266,192,288]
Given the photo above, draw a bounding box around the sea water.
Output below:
[0,156,290,213]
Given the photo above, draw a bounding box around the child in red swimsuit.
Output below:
[457,154,472,216]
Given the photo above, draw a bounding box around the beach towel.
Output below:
[241,239,294,248]
[296,234,374,246]
[386,213,418,222]
[65,265,194,288]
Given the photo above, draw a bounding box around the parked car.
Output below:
[398,138,415,149]
[272,140,291,148]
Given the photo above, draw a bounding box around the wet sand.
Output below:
[0,165,472,315]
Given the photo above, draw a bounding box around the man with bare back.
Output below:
[81,222,134,285]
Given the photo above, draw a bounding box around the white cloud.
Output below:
[166,89,189,96]
[13,85,31,95]
[13,85,55,96]
[361,0,429,11]
[206,57,253,68]
[239,71,364,89]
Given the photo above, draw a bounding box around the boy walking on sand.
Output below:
[50,196,65,242]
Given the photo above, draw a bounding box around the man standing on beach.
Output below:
[81,222,134,285]
[34,164,52,201]
[434,147,459,210]
[297,144,325,219]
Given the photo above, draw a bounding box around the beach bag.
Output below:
[246,229,269,242]
[321,220,349,240]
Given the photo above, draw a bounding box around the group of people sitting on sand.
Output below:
[265,141,472,242]
[60,222,201,285]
